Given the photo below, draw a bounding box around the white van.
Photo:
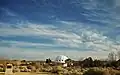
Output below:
[5,64,13,75]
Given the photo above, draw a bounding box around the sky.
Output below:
[0,0,120,60]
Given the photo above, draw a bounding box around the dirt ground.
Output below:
[0,72,55,75]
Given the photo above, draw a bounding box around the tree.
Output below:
[111,61,118,68]
[93,60,102,67]
[65,58,72,63]
[46,58,51,63]
[117,51,120,60]
[108,52,116,61]
[21,60,26,62]
[82,57,93,67]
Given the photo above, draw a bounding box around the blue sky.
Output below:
[0,0,120,60]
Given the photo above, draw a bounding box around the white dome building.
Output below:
[55,55,68,63]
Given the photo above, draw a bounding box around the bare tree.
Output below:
[117,51,120,60]
[108,52,116,61]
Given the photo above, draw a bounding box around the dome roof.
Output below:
[55,55,68,63]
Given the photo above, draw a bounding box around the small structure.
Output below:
[5,64,13,75]
[55,55,68,67]
[55,55,68,63]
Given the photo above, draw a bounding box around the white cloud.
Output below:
[0,23,82,48]
[0,22,120,50]
[54,38,83,48]
[0,23,80,40]
[75,0,120,29]
[115,0,120,6]
[0,46,109,60]
[1,8,17,16]
[58,21,78,25]
[0,21,120,60]
[1,0,120,60]
[0,40,61,48]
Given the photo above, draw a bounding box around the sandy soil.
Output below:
[14,72,50,75]
[0,72,55,75]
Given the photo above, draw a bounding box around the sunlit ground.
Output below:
[0,72,54,75]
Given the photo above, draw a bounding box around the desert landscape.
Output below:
[0,72,52,75]
[0,54,120,75]
[0,0,120,75]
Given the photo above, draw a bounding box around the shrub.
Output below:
[83,69,104,75]
[51,67,57,73]
[102,70,110,75]
[115,72,120,75]
[41,66,53,72]
[0,68,5,72]
[56,66,63,71]
[62,69,68,75]
[107,69,120,75]
[112,70,120,75]
[51,66,64,74]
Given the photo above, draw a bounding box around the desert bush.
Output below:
[72,70,81,75]
[83,69,104,75]
[56,66,63,71]
[41,66,53,72]
[62,69,68,75]
[102,70,110,75]
[0,68,5,72]
[115,72,120,75]
[56,66,64,74]
[0,68,3,72]
[111,70,120,75]
[42,68,48,72]
[46,66,53,72]
[66,67,72,71]
[39,65,44,72]
[31,66,36,72]
[106,69,120,75]
[51,66,57,73]
[50,66,64,74]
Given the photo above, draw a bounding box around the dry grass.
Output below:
[14,72,50,75]
[0,72,53,75]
